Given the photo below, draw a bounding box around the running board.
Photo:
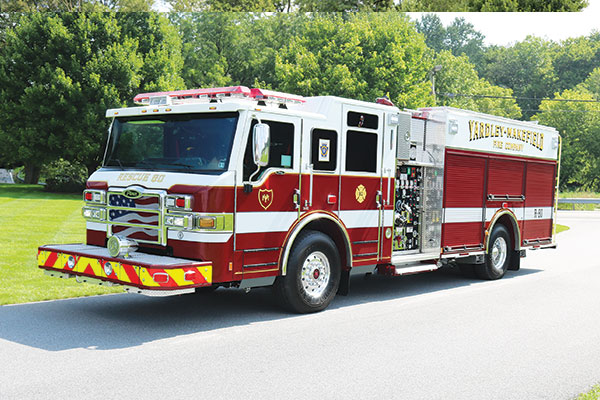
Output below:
[378,261,441,276]
[391,251,440,265]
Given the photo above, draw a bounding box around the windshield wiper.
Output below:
[107,158,125,170]
[167,162,194,169]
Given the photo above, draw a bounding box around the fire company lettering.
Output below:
[468,120,544,152]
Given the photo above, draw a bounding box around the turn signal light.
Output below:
[197,216,216,229]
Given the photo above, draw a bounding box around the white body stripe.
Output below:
[167,231,232,243]
[443,208,483,223]
[383,210,393,227]
[523,207,553,221]
[485,207,524,221]
[339,210,380,229]
[87,222,107,232]
[236,212,297,234]
[444,207,554,224]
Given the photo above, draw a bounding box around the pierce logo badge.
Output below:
[258,189,274,210]
[123,189,142,199]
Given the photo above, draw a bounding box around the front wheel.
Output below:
[275,230,341,313]
[476,224,511,280]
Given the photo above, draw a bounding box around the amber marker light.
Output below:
[197,216,216,229]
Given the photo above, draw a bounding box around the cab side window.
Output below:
[345,130,378,173]
[243,119,294,181]
[311,129,337,171]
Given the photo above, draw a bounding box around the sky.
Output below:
[407,0,600,46]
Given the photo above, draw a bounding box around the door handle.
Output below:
[375,190,383,209]
[293,188,300,210]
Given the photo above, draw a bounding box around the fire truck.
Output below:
[38,86,560,313]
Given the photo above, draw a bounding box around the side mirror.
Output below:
[253,123,270,167]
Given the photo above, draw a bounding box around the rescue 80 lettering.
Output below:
[38,86,561,313]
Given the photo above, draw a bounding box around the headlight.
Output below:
[82,207,105,221]
[165,214,193,228]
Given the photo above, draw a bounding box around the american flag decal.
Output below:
[108,193,161,244]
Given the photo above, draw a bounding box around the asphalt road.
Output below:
[1,210,599,399]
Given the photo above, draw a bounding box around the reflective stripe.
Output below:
[339,210,380,228]
[444,207,554,223]
[443,208,482,223]
[167,230,232,243]
[87,222,107,232]
[236,212,297,234]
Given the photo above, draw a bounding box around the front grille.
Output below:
[106,189,165,245]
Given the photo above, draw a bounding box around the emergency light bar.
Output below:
[250,88,305,105]
[133,86,305,106]
[133,86,252,105]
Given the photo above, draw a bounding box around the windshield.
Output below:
[104,112,239,174]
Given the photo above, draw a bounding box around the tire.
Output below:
[274,230,341,313]
[476,224,511,280]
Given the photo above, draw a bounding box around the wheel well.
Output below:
[300,219,351,271]
[490,214,520,251]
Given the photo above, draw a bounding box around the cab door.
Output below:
[299,123,340,218]
[339,106,384,265]
[234,114,301,279]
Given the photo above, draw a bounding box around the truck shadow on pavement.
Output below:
[0,267,541,352]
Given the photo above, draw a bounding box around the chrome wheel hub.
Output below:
[301,251,330,299]
[491,236,508,271]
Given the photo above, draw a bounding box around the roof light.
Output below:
[376,96,395,106]
[250,88,305,105]
[133,86,252,105]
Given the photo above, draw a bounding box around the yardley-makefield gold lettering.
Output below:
[468,120,544,151]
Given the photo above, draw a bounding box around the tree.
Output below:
[416,15,486,68]
[0,0,155,11]
[166,0,279,11]
[480,36,556,119]
[535,69,600,191]
[399,0,470,11]
[468,0,588,11]
[295,0,395,11]
[434,50,521,118]
[0,13,183,183]
[173,13,308,88]
[275,13,432,109]
[551,33,600,93]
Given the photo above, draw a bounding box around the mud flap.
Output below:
[337,269,350,296]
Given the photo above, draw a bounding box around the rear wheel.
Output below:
[476,224,511,280]
[275,230,341,313]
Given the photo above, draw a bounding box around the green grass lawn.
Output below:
[578,385,600,400]
[558,191,600,211]
[0,184,121,305]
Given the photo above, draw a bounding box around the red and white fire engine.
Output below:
[38,86,560,313]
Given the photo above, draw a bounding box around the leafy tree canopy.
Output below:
[479,36,556,119]
[536,72,600,191]
[468,0,588,11]
[0,13,183,183]
[434,50,521,118]
[0,0,155,11]
[275,13,432,109]
[416,14,485,68]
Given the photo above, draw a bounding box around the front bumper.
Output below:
[38,244,212,295]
